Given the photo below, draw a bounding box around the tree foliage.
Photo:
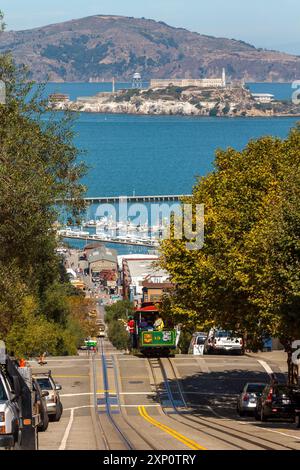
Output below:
[0,13,89,356]
[160,126,300,382]
[105,300,134,350]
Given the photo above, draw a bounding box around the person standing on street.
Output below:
[127,316,137,350]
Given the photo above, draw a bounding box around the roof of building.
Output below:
[84,242,103,251]
[142,281,173,289]
[123,257,169,295]
[88,246,117,265]
[125,259,165,280]
[117,254,158,269]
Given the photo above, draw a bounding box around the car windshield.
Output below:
[36,378,52,391]
[247,384,266,394]
[0,379,8,401]
[215,331,231,338]
[196,336,206,345]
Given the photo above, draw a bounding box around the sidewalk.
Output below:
[245,350,287,363]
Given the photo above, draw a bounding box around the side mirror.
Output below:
[42,390,49,397]
[55,384,62,391]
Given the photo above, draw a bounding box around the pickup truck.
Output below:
[0,341,40,450]
[0,370,20,449]
[205,328,244,355]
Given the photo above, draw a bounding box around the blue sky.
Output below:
[1,0,300,54]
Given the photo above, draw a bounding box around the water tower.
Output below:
[132,72,142,89]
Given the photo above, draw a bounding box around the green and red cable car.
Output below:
[133,304,178,356]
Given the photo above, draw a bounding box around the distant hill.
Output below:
[1,15,300,82]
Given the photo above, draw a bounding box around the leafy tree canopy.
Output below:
[160,126,300,361]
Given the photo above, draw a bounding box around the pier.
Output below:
[58,230,159,248]
[82,194,191,204]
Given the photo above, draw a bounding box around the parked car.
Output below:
[296,407,300,428]
[205,329,244,355]
[0,368,20,449]
[237,382,267,416]
[255,384,300,423]
[34,371,63,422]
[188,332,207,355]
[32,377,49,432]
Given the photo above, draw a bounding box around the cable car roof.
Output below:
[135,305,159,313]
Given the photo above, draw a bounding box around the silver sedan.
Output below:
[237,383,267,416]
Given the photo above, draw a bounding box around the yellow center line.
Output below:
[138,406,206,451]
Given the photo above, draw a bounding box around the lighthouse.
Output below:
[222,68,226,88]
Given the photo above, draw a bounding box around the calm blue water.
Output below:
[247,82,294,101]
[36,82,148,101]
[39,82,299,253]
[72,113,299,197]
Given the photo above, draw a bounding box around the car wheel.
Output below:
[38,409,49,432]
[38,419,48,432]
[254,409,261,421]
[261,409,267,422]
[238,410,245,417]
[53,402,63,422]
[296,415,300,428]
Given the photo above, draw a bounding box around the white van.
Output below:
[205,329,244,355]
[188,332,207,355]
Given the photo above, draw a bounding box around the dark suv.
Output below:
[256,384,300,423]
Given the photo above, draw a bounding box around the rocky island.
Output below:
[49,84,300,118]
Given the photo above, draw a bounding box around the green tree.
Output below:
[6,296,60,358]
[0,12,88,354]
[105,300,134,350]
[160,126,300,383]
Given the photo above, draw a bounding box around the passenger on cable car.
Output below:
[139,317,149,330]
[154,314,164,331]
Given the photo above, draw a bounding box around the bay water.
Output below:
[41,82,299,253]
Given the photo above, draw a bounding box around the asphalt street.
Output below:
[36,345,300,451]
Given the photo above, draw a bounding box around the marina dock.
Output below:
[58,229,160,248]
[82,194,190,204]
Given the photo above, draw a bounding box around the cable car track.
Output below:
[96,339,155,450]
[148,357,297,451]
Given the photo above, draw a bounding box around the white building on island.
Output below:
[251,93,275,104]
[150,68,226,89]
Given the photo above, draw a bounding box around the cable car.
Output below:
[133,304,177,356]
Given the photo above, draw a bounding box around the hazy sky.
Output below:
[1,0,299,54]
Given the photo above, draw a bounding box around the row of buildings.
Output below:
[120,254,173,305]
[73,243,284,351]
[76,243,173,305]
[149,69,227,89]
